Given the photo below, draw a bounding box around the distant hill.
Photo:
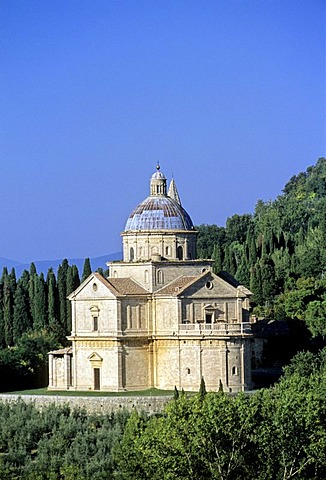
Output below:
[0,252,122,278]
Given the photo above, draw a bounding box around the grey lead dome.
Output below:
[124,196,194,231]
[124,165,194,231]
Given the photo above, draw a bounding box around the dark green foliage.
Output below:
[0,349,325,478]
[173,386,179,400]
[0,402,130,479]
[199,377,206,401]
[13,282,32,343]
[115,348,326,479]
[196,224,226,259]
[32,273,47,330]
[81,258,92,282]
[66,265,80,334]
[57,259,69,333]
[196,158,326,341]
[0,330,60,391]
[46,268,61,338]
[0,259,82,391]
[3,268,16,346]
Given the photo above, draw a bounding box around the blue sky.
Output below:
[1,0,325,263]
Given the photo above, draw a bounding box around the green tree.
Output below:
[32,273,47,331]
[66,265,80,333]
[212,243,223,273]
[46,268,62,340]
[81,258,92,282]
[3,268,16,346]
[304,300,326,338]
[13,282,32,343]
[57,259,69,333]
[199,377,207,401]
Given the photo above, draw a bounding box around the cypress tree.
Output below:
[250,263,264,306]
[173,386,179,400]
[81,258,92,282]
[246,225,257,265]
[13,282,31,342]
[3,268,16,346]
[28,263,37,322]
[199,377,207,401]
[46,268,60,333]
[260,256,277,303]
[0,275,5,348]
[212,244,223,273]
[32,273,47,331]
[57,259,69,333]
[66,265,80,333]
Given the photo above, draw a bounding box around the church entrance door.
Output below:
[94,368,100,390]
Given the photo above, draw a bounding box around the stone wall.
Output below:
[0,394,172,415]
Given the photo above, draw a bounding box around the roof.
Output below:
[124,195,194,231]
[48,347,73,355]
[68,272,148,299]
[155,275,198,296]
[107,278,148,296]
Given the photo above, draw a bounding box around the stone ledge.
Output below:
[0,394,172,414]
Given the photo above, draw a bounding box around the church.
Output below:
[48,166,253,393]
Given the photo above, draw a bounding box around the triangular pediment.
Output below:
[88,352,103,362]
[178,271,250,299]
[68,272,120,300]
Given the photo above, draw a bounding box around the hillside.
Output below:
[197,157,326,338]
[0,158,324,391]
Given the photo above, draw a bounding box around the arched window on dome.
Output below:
[177,246,183,260]
[139,246,143,257]
[144,270,149,284]
[130,247,134,262]
[165,246,171,256]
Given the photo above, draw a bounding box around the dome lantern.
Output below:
[150,163,167,196]
[122,165,198,262]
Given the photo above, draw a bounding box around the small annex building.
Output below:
[48,166,253,393]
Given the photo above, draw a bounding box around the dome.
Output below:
[125,196,194,231]
[151,170,166,180]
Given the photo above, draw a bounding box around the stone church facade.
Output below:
[48,166,253,393]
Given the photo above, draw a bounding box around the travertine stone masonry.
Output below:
[0,394,172,414]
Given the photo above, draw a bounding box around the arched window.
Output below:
[144,270,149,283]
[177,246,183,260]
[130,247,134,262]
[165,245,171,256]
[90,306,100,332]
[157,270,163,284]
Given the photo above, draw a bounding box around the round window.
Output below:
[206,281,213,289]
[93,283,98,292]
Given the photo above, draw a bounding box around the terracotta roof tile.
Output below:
[48,347,73,355]
[107,278,148,296]
[155,276,198,296]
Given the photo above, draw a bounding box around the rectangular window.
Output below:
[93,317,98,331]
[205,313,212,324]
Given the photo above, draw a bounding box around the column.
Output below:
[48,353,54,388]
[64,353,70,388]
